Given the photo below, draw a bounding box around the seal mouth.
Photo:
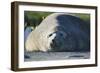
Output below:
[50,38,63,52]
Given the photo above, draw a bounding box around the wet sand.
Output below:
[24,52,90,61]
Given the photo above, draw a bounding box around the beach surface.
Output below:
[24,52,90,61]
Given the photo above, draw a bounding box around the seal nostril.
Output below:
[52,39,57,46]
[50,39,55,48]
[52,39,55,43]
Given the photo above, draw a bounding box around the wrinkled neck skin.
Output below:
[25,23,57,52]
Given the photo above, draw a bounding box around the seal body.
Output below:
[25,13,90,52]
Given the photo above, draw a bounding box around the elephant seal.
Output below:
[25,13,90,52]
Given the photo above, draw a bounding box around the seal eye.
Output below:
[59,33,63,36]
[48,33,53,38]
